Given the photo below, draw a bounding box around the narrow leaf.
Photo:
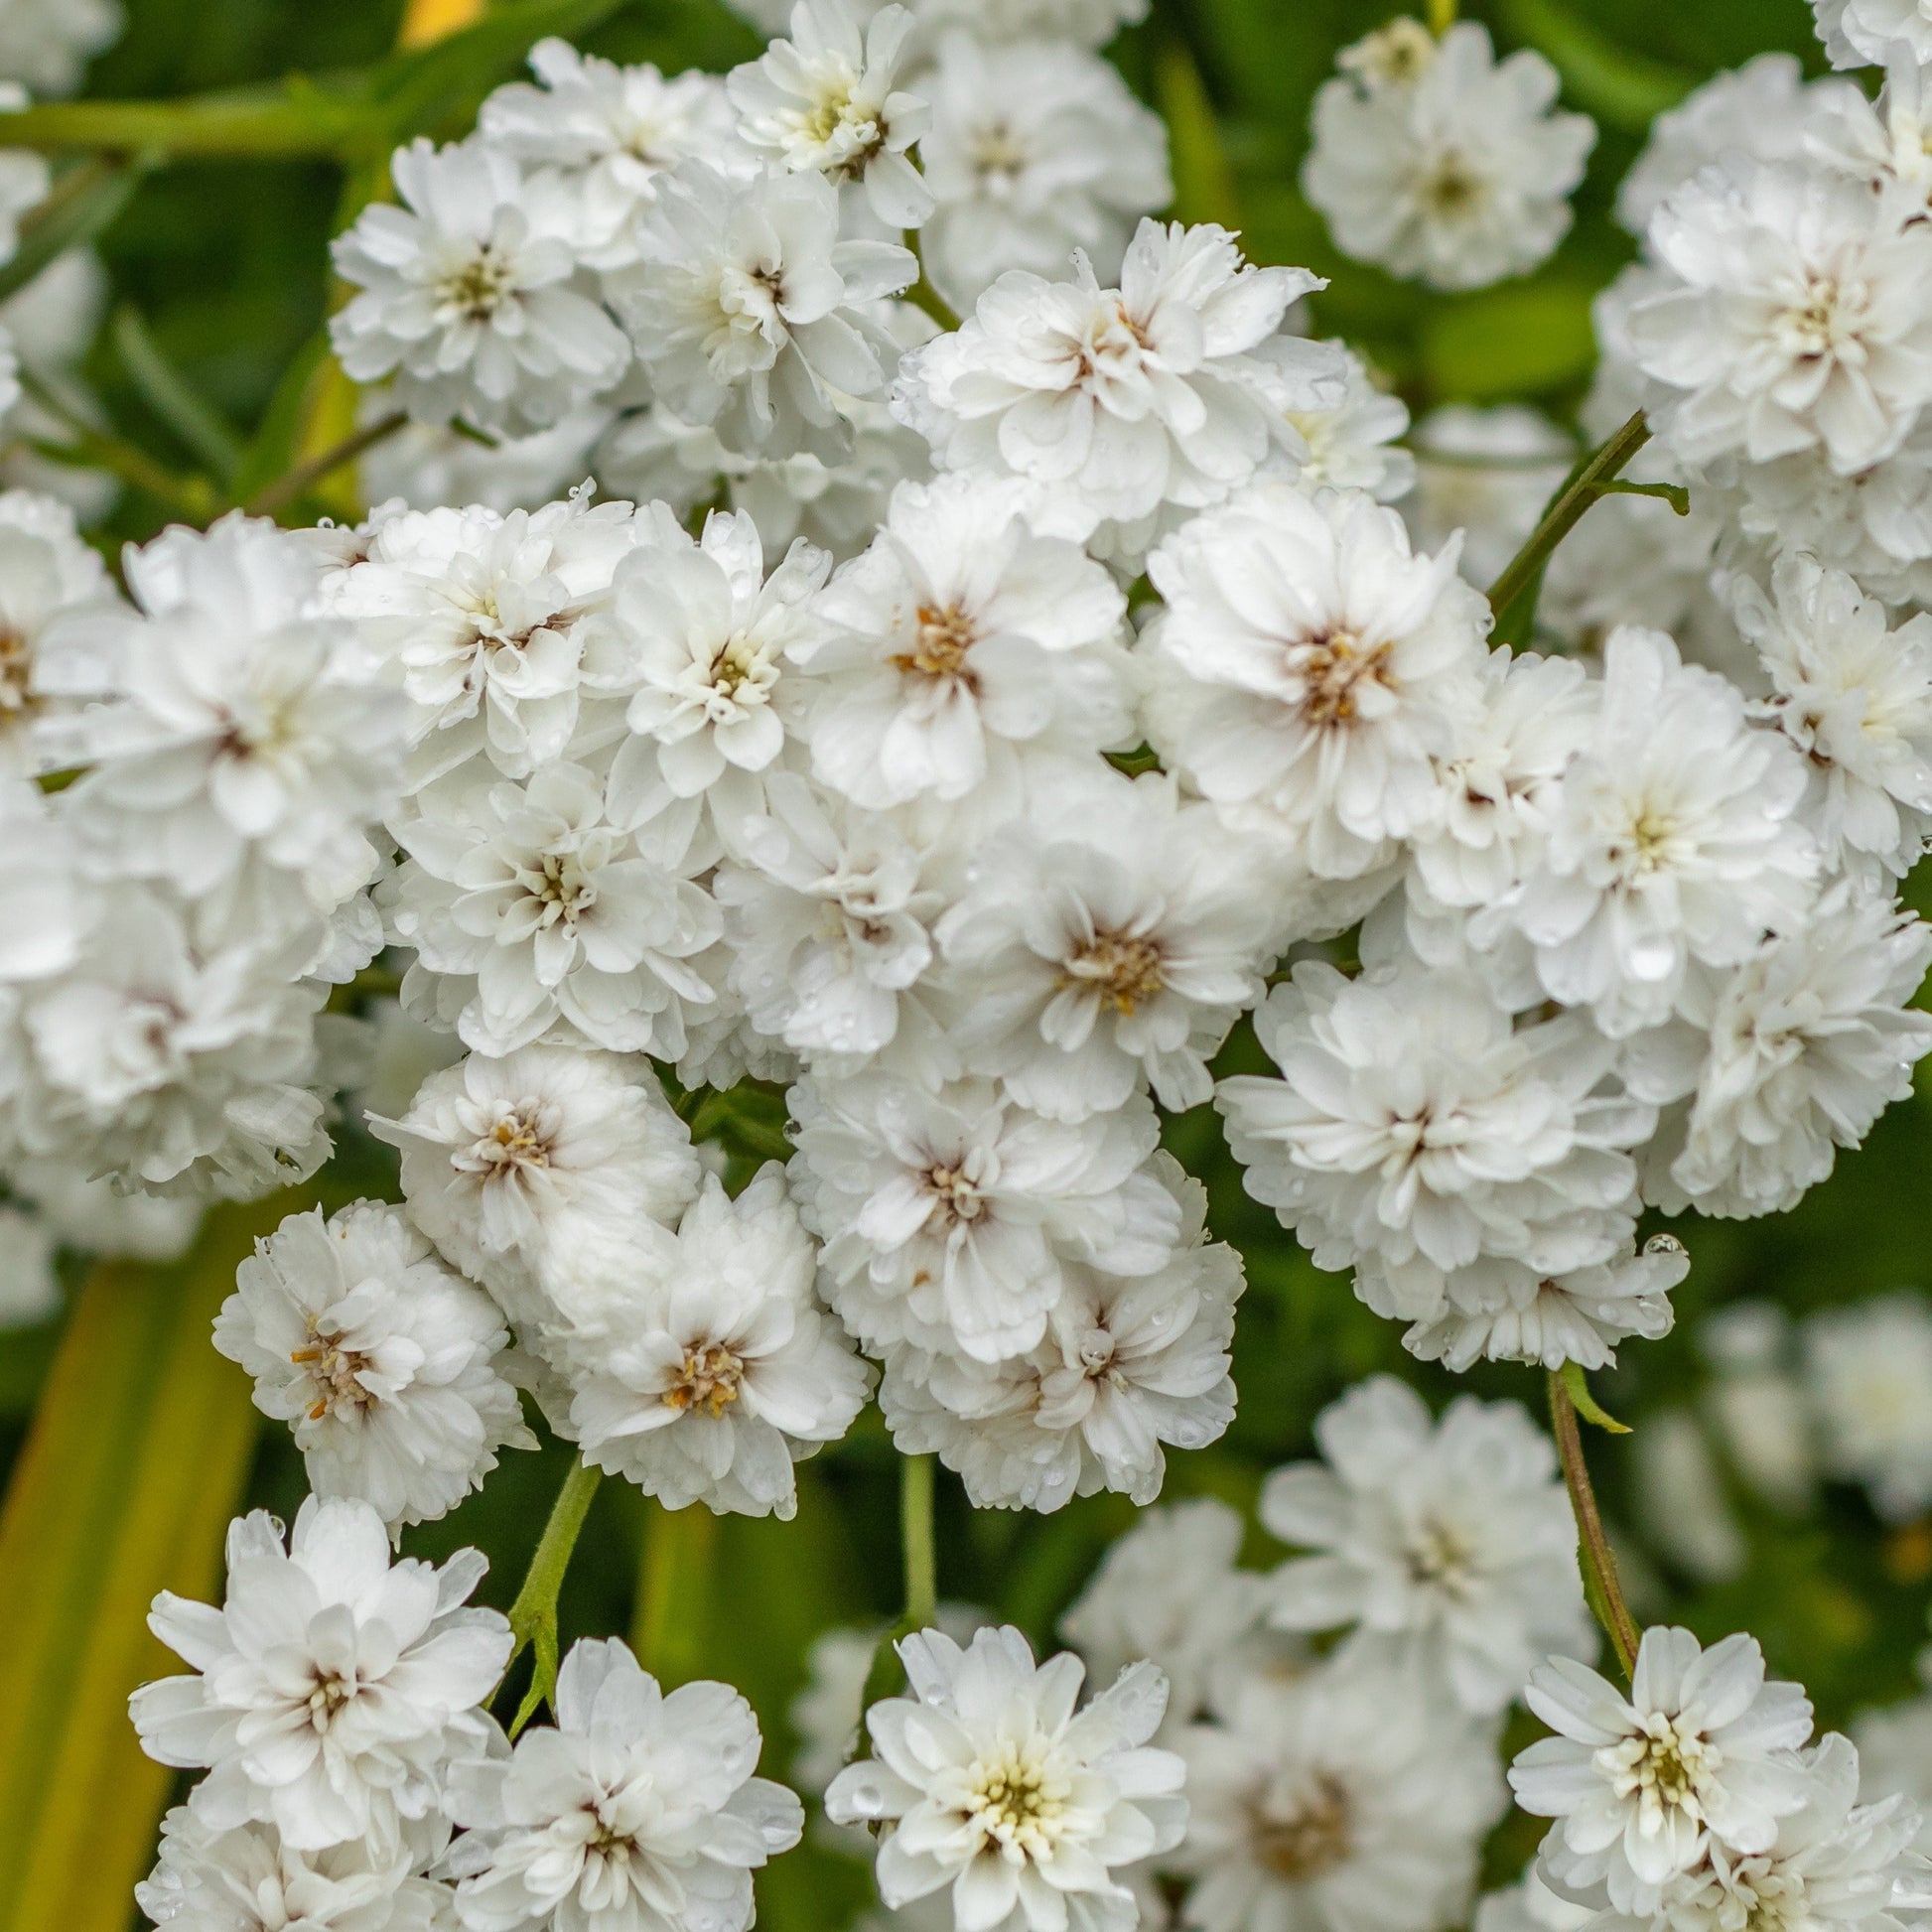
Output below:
[112,305,245,482]
[1156,39,1240,231]
[1499,0,1696,132]
[0,1191,307,1930]
[1561,1359,1633,1435]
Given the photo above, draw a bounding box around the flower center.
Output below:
[473,1105,553,1173]
[0,626,35,716]
[1342,19,1438,87]
[306,1668,356,1729]
[963,1739,1072,1862]
[971,120,1030,186]
[1252,1776,1354,1879]
[439,246,518,323]
[1063,930,1166,1016]
[664,1342,745,1417]
[1295,627,1396,726]
[1601,1714,1720,1820]
[896,604,980,684]
[288,1321,376,1424]
[1418,152,1484,218]
[1405,1519,1474,1595]
[522,852,597,925]
[923,1161,986,1226]
[1781,276,1852,358]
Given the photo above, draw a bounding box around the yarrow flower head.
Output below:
[129,1497,511,1853]
[213,1199,534,1532]
[1304,20,1596,292]
[331,137,631,434]
[1511,1626,1817,1908]
[894,219,1344,564]
[823,1623,1186,1932]
[446,1635,804,1932]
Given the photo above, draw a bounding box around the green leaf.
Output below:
[1422,278,1599,401]
[1561,1360,1633,1435]
[0,1191,309,1932]
[1499,0,1698,133]
[113,305,246,482]
[0,157,144,308]
[1156,39,1240,231]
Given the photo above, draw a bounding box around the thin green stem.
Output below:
[0,88,370,159]
[17,369,215,519]
[901,1452,937,1632]
[632,1500,717,1687]
[1548,1371,1639,1680]
[245,408,409,518]
[1428,0,1457,33]
[500,1455,602,1735]
[1486,410,1651,627]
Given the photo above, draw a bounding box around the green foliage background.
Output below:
[0,0,1924,1923]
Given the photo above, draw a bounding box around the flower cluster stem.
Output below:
[1548,1370,1639,1679]
[901,1451,937,1632]
[1429,0,1457,33]
[1486,410,1654,638]
[501,1454,602,1736]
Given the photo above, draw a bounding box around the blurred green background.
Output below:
[0,0,1923,1925]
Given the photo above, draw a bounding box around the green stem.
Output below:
[18,369,216,519]
[1548,1371,1639,1680]
[245,408,408,518]
[631,1500,717,1688]
[1486,410,1651,630]
[1428,0,1457,32]
[0,88,370,160]
[501,1455,602,1736]
[901,1452,937,1632]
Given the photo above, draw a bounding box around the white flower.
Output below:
[1171,1648,1506,1932]
[446,1636,803,1932]
[479,41,745,271]
[728,0,932,230]
[935,766,1280,1119]
[213,1200,534,1531]
[17,890,332,1199]
[135,1805,453,1932]
[1279,345,1416,502]
[8,1152,202,1260]
[1260,1375,1591,1716]
[130,1497,511,1853]
[1490,626,1818,1037]
[1060,1499,1271,1730]
[880,1158,1243,1510]
[1612,1733,1925,1932]
[1217,962,1653,1325]
[1406,647,1597,912]
[610,164,915,462]
[370,1043,700,1326]
[1145,482,1490,879]
[1402,1235,1689,1375]
[560,1166,871,1517]
[42,513,406,921]
[584,505,828,848]
[916,33,1170,316]
[798,472,1132,809]
[0,484,119,774]
[332,138,630,433]
[894,220,1343,562]
[788,1070,1182,1363]
[1615,55,1828,236]
[1406,404,1573,593]
[0,0,119,94]
[323,492,643,781]
[383,755,721,1060]
[1814,0,1932,69]
[716,770,946,1072]
[824,1624,1186,1932]
[1304,21,1595,292]
[1628,166,1932,479]
[1802,1294,1932,1523]
[1651,881,1932,1219]
[1512,1626,1816,1907]
[1734,556,1932,880]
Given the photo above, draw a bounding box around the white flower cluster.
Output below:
[1512,1625,1927,1932]
[800,1371,1592,1932]
[131,1496,805,1932]
[335,0,1172,557]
